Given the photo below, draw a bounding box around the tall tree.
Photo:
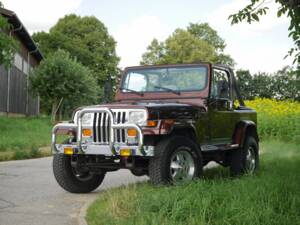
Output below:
[0,1,18,68]
[32,14,119,87]
[229,0,300,66]
[29,50,98,122]
[187,23,226,52]
[162,29,217,64]
[141,23,234,66]
[141,39,165,65]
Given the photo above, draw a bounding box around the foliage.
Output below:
[236,66,299,101]
[87,140,300,225]
[32,14,119,88]
[0,10,18,69]
[246,98,300,142]
[141,23,235,66]
[187,23,226,52]
[163,29,217,64]
[228,0,300,65]
[140,39,165,65]
[29,49,98,122]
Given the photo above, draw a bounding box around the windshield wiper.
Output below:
[120,87,144,96]
[154,86,181,95]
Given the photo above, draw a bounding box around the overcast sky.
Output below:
[2,0,294,73]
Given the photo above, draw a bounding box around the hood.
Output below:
[74,100,206,121]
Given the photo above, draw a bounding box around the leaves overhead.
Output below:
[228,0,300,65]
[141,23,235,67]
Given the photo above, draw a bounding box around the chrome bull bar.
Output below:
[51,107,146,156]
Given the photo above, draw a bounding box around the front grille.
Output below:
[92,110,128,144]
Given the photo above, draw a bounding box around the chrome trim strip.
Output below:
[51,123,77,153]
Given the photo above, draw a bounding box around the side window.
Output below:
[211,69,230,99]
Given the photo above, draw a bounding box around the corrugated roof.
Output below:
[0,7,43,62]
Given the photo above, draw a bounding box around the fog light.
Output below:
[82,128,92,137]
[127,128,137,137]
[64,147,73,155]
[120,149,131,156]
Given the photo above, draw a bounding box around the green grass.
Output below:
[86,140,300,225]
[0,116,52,161]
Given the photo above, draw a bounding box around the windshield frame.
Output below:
[120,64,209,94]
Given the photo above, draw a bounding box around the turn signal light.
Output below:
[147,120,157,127]
[120,149,131,156]
[64,147,73,155]
[82,128,92,137]
[127,128,137,137]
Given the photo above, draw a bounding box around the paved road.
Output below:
[0,157,147,225]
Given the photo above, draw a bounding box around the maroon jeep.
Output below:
[52,63,259,193]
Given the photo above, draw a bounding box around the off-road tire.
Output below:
[149,136,203,185]
[53,154,105,193]
[229,136,259,176]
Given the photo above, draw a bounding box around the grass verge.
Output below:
[0,116,52,161]
[86,140,300,225]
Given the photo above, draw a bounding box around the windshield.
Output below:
[121,66,208,93]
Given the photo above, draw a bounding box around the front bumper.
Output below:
[51,107,154,157]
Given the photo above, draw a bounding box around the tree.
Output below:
[29,50,98,122]
[32,14,119,87]
[141,39,165,65]
[229,0,300,65]
[236,69,255,99]
[141,23,235,66]
[187,22,226,52]
[236,66,299,100]
[163,29,217,64]
[0,1,18,68]
[272,66,300,100]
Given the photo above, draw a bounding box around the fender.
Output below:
[160,119,197,138]
[233,120,259,147]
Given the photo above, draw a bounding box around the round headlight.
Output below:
[81,113,94,126]
[128,111,146,126]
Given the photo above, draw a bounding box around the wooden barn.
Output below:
[0,7,43,116]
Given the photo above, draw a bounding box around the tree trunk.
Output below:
[51,100,58,123]
[51,98,64,123]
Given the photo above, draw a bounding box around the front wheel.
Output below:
[53,154,105,193]
[229,136,259,176]
[149,136,203,185]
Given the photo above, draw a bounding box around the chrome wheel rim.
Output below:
[170,148,195,182]
[245,146,256,173]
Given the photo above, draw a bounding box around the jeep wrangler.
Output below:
[52,63,259,193]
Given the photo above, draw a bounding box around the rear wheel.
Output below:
[53,154,105,193]
[149,136,203,185]
[229,136,259,176]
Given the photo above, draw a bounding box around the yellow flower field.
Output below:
[245,98,300,142]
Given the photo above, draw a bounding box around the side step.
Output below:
[201,144,239,152]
